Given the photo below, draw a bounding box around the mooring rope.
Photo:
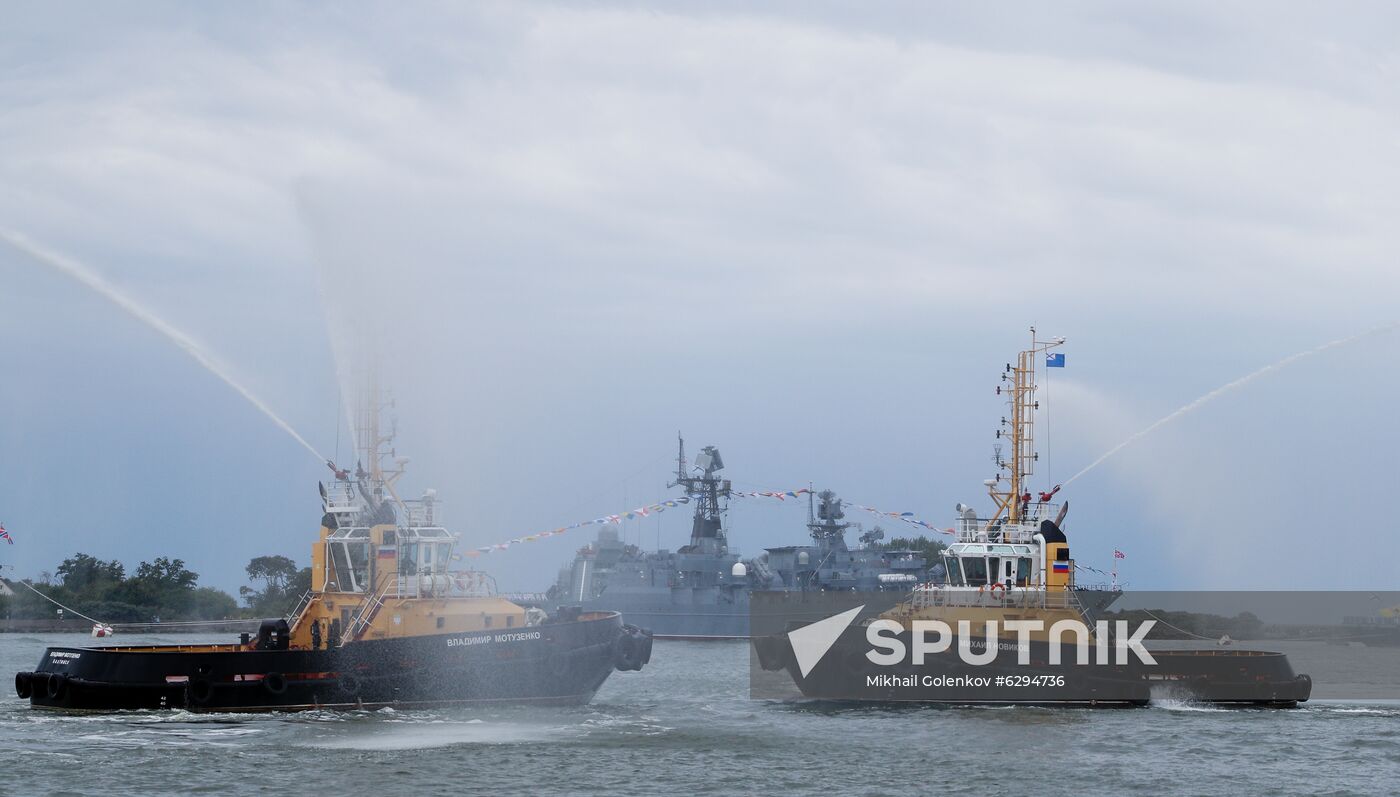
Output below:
[11,578,255,630]
[14,579,106,626]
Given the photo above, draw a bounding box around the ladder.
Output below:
[341,580,393,645]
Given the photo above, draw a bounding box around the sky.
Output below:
[1,1,1397,595]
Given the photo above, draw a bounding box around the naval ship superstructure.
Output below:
[547,439,928,638]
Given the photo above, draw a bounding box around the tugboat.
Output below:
[547,439,930,638]
[754,333,1312,706]
[15,399,652,712]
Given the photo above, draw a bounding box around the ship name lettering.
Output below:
[447,635,493,648]
[493,631,542,643]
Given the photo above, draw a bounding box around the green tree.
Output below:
[882,534,949,563]
[55,553,125,593]
[245,556,298,594]
[188,586,239,620]
[119,557,199,619]
[241,556,305,615]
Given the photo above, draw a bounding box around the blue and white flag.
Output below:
[1046,353,1065,368]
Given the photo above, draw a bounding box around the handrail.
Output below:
[285,590,314,633]
[343,578,394,645]
[905,583,1082,611]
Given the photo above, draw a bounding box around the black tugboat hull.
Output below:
[754,628,1312,708]
[18,612,652,712]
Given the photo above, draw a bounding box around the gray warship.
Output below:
[545,439,931,638]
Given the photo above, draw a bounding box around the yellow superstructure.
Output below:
[286,519,528,650]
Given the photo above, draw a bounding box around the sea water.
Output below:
[2,634,1396,796]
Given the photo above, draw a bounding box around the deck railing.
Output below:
[955,502,1062,543]
[907,583,1078,611]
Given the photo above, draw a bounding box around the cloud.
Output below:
[1,2,1396,590]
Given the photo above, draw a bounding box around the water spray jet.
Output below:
[0,229,329,465]
[1063,321,1399,486]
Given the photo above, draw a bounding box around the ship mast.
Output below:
[987,328,1064,526]
[353,364,408,511]
[668,434,732,554]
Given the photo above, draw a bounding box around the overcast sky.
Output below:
[2,2,1397,595]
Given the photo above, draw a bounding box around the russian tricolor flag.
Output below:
[1052,562,1070,573]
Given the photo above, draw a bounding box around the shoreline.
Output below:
[1,619,261,634]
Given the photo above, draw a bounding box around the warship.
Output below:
[753,333,1312,706]
[548,439,949,638]
[16,397,651,712]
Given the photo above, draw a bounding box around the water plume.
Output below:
[0,229,329,464]
[1063,321,1399,486]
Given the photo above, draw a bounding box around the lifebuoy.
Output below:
[45,672,67,700]
[262,672,287,695]
[15,672,32,700]
[988,583,1007,599]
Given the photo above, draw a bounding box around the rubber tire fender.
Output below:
[262,672,288,695]
[14,672,32,700]
[45,672,67,700]
[614,633,640,671]
[187,678,214,706]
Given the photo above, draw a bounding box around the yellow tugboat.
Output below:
[755,332,1311,706]
[16,399,652,712]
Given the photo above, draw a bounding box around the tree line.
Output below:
[0,553,311,623]
[872,533,949,563]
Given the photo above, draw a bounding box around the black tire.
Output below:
[14,672,32,700]
[187,678,214,705]
[45,673,67,700]
[262,672,287,695]
[615,634,640,671]
[338,674,361,698]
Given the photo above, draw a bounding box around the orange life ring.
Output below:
[988,582,1007,599]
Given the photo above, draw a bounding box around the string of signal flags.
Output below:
[456,487,953,559]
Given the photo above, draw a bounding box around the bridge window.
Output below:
[944,557,963,586]
[1017,557,1032,586]
[399,543,419,576]
[962,556,988,586]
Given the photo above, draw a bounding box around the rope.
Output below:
[12,579,255,630]
[116,619,255,628]
[15,579,106,626]
[1139,608,1234,641]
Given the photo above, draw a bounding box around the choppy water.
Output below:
[3,634,1399,796]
